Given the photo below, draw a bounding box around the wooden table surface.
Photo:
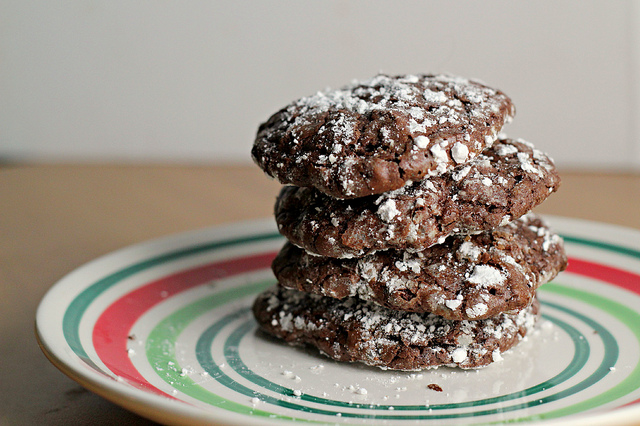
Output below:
[2,164,639,425]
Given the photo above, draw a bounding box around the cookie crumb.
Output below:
[427,384,443,392]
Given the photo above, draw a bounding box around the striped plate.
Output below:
[36,217,640,425]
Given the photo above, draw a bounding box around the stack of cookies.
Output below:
[251,74,567,370]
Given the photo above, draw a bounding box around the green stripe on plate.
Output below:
[563,235,640,260]
[222,311,589,412]
[521,283,640,421]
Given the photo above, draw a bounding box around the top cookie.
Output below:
[252,74,516,199]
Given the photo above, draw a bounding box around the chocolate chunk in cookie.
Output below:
[253,286,539,370]
[252,74,515,199]
[275,138,560,258]
[273,214,567,320]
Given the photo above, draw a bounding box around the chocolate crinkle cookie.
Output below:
[273,213,567,321]
[275,138,560,258]
[252,74,515,199]
[253,286,539,371]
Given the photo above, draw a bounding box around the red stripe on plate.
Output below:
[566,258,640,295]
[622,398,640,408]
[92,252,276,396]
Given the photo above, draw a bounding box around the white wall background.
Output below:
[1,0,639,169]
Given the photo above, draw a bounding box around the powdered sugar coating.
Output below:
[275,138,560,258]
[273,214,567,320]
[253,286,539,371]
[252,74,515,198]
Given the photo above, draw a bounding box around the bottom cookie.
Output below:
[253,286,539,371]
